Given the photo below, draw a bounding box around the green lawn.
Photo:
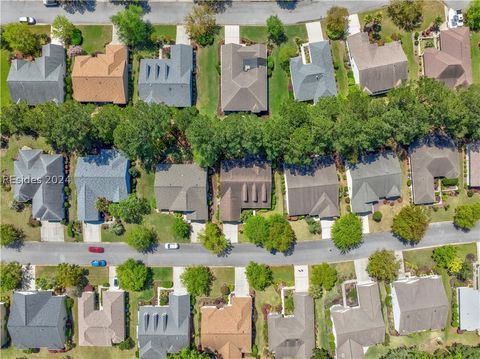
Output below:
[196,30,223,115]
[35,265,109,286]
[331,261,356,282]
[271,265,294,286]
[240,26,268,43]
[210,267,235,297]
[471,32,480,84]
[28,25,51,37]
[331,41,349,95]
[290,219,321,241]
[152,25,177,42]
[259,172,286,217]
[151,266,173,282]
[76,25,113,54]
[254,285,282,355]
[136,166,156,208]
[1,49,11,108]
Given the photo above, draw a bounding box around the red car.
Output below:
[88,246,104,253]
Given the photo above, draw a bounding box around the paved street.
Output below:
[1,1,388,25]
[2,222,479,267]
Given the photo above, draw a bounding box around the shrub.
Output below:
[108,221,125,236]
[244,215,270,246]
[441,177,459,187]
[171,215,191,240]
[310,263,337,291]
[126,225,157,252]
[199,222,229,255]
[305,216,321,235]
[467,190,474,197]
[453,203,480,230]
[240,210,254,223]
[367,250,400,283]
[116,259,149,291]
[278,43,298,72]
[245,262,273,291]
[181,266,212,297]
[67,45,84,57]
[71,28,83,45]
[118,337,135,350]
[9,199,24,212]
[331,213,363,251]
[392,205,429,243]
[406,179,412,186]
[372,211,382,222]
[267,56,274,77]
[0,224,23,246]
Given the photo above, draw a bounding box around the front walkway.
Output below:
[173,266,187,294]
[395,250,406,278]
[234,267,250,297]
[224,25,240,45]
[190,221,205,243]
[294,265,309,292]
[111,24,121,45]
[223,223,238,243]
[348,14,361,35]
[41,221,65,242]
[176,25,190,45]
[354,257,371,284]
[320,219,334,239]
[306,21,324,42]
[361,215,370,234]
[21,264,36,291]
[109,266,117,288]
[83,223,102,243]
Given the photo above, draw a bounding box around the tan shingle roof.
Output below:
[72,44,128,104]
[200,297,252,359]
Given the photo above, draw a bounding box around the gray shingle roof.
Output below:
[7,291,67,350]
[137,294,190,359]
[138,45,193,107]
[284,158,339,218]
[154,164,208,221]
[0,302,7,347]
[409,134,459,205]
[7,44,66,105]
[289,41,337,103]
[348,152,402,214]
[14,149,65,221]
[331,282,385,359]
[74,149,130,222]
[268,293,315,359]
[221,43,268,113]
[457,287,480,331]
[346,32,408,95]
[392,276,449,335]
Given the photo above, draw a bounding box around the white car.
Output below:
[19,16,36,25]
[165,243,180,250]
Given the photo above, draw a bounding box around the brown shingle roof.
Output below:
[200,297,252,359]
[423,27,473,89]
[72,44,128,104]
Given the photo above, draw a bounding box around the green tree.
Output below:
[55,263,86,288]
[392,205,429,243]
[184,5,218,46]
[432,245,458,270]
[92,104,123,145]
[1,23,40,55]
[108,194,151,224]
[0,224,23,246]
[243,215,270,246]
[180,266,212,297]
[186,114,221,167]
[172,216,191,241]
[168,348,212,359]
[110,5,148,47]
[0,261,22,292]
[325,6,349,40]
[466,0,480,30]
[266,15,285,44]
[387,0,424,31]
[116,258,149,291]
[310,263,338,291]
[52,15,76,44]
[199,222,229,255]
[264,214,295,253]
[311,348,332,359]
[245,262,273,291]
[126,225,157,252]
[367,250,400,283]
[453,203,480,230]
[331,213,363,251]
[278,43,298,71]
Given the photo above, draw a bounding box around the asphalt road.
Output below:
[2,222,479,266]
[1,0,388,25]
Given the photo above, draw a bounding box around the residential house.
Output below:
[7,43,66,105]
[289,41,337,103]
[391,276,449,335]
[457,287,480,331]
[138,45,194,107]
[330,282,385,359]
[13,149,65,221]
[346,152,402,214]
[137,293,190,359]
[220,159,272,222]
[74,149,130,222]
[284,158,339,218]
[7,291,67,350]
[409,134,459,205]
[424,27,472,89]
[467,142,480,188]
[346,32,408,95]
[72,44,128,104]
[0,302,7,347]
[154,164,208,221]
[200,296,252,358]
[221,43,267,113]
[78,290,125,346]
[268,293,315,359]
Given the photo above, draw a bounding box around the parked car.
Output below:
[165,243,179,250]
[43,0,59,6]
[91,260,107,267]
[113,277,118,288]
[88,246,104,253]
[19,16,36,25]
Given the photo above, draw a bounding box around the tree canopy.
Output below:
[127,225,157,252]
[453,203,480,230]
[310,263,338,291]
[331,213,363,252]
[392,205,429,243]
[108,194,151,224]
[243,215,270,246]
[325,6,349,39]
[367,250,400,282]
[199,222,229,255]
[466,0,480,30]
[0,261,23,292]
[52,16,76,44]
[117,258,149,291]
[432,245,462,273]
[110,5,148,47]
[184,5,218,46]
[1,23,40,55]
[168,348,212,359]
[0,224,23,246]
[266,15,285,44]
[181,266,212,297]
[245,262,273,291]
[387,0,424,31]
[55,263,86,289]
[172,216,191,241]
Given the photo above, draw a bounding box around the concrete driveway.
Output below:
[348,14,361,35]
[223,223,238,243]
[173,266,187,294]
[320,219,334,239]
[41,221,65,242]
[362,215,370,234]
[176,25,190,45]
[109,266,118,288]
[234,267,250,297]
[294,265,309,292]
[190,222,206,243]
[306,21,324,42]
[354,258,371,284]
[83,222,102,243]
[224,25,240,44]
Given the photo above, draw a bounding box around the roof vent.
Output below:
[161,313,168,331]
[143,313,149,331]
[153,313,159,330]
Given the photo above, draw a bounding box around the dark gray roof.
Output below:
[409,134,459,204]
[268,293,315,359]
[331,282,385,359]
[154,164,208,221]
[7,291,67,350]
[14,149,65,221]
[138,45,193,107]
[7,43,65,105]
[392,276,449,335]
[348,152,402,214]
[220,159,272,222]
[74,149,130,222]
[221,43,268,113]
[284,158,339,218]
[289,41,337,103]
[137,294,190,359]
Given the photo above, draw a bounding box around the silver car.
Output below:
[164,243,180,250]
[19,16,36,25]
